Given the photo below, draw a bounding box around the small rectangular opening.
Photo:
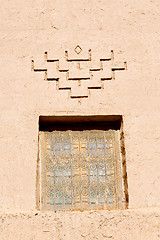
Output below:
[37,115,128,211]
[39,115,122,131]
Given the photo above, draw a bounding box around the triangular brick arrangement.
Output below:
[31,46,127,99]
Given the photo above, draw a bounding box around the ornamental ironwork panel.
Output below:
[39,130,124,211]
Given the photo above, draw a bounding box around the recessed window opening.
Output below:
[37,115,128,211]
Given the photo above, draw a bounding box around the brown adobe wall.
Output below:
[0,0,160,239]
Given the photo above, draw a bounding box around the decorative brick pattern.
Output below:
[31,46,127,99]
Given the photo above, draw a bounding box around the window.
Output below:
[38,116,128,211]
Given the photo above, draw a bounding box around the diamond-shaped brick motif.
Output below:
[74,45,82,55]
[31,46,127,101]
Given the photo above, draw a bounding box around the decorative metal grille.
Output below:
[39,130,124,211]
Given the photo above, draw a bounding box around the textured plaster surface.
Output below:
[0,208,160,240]
[0,0,160,238]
